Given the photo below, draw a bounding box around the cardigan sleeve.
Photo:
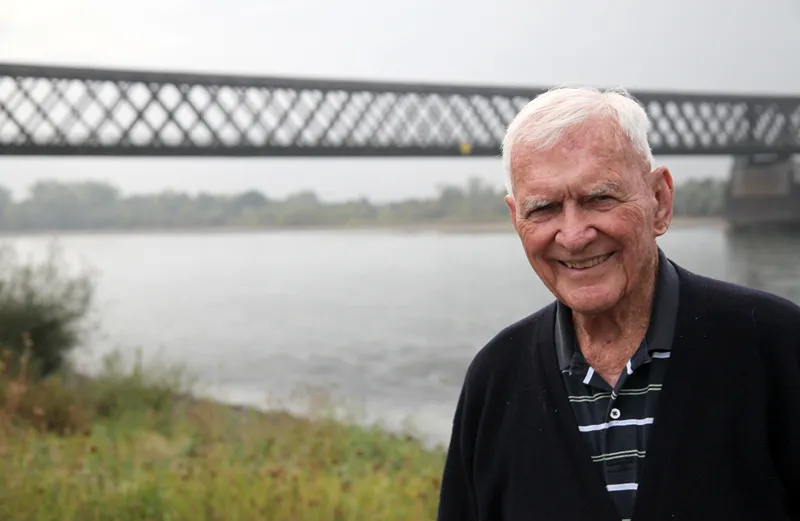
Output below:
[436,381,479,521]
[436,311,542,521]
[759,300,800,520]
[774,332,800,520]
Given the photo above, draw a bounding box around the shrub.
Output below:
[83,349,194,422]
[0,346,193,437]
[0,343,93,436]
[0,243,94,376]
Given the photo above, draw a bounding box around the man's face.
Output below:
[505,117,674,314]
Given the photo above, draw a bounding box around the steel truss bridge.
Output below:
[1,62,799,158]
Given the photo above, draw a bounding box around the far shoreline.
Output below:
[0,216,727,238]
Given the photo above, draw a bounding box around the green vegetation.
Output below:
[0,245,93,377]
[0,246,445,520]
[0,359,444,520]
[0,176,728,232]
[671,178,728,217]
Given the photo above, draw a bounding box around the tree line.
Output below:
[0,177,727,232]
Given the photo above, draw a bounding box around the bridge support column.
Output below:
[725,154,800,230]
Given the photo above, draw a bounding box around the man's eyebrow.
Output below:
[519,196,554,213]
[586,181,622,197]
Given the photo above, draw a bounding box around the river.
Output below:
[3,223,800,446]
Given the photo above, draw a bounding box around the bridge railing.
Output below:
[1,62,799,157]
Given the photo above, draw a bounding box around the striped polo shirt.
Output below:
[554,248,679,521]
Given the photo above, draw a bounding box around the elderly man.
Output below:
[436,87,800,521]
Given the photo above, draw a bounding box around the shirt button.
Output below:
[610,408,621,420]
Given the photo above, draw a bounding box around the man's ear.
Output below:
[505,194,518,231]
[651,166,674,236]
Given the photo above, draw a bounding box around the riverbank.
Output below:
[0,353,445,520]
[0,215,726,238]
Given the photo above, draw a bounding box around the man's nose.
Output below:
[554,206,596,252]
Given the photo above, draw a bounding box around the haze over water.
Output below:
[4,224,799,446]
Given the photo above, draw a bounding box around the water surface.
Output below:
[5,225,799,445]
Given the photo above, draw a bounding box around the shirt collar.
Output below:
[554,247,680,372]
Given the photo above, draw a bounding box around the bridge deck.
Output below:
[1,63,799,157]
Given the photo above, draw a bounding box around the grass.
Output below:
[0,346,447,521]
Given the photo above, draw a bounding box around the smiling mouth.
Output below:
[558,253,614,270]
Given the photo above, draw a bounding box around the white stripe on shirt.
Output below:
[578,417,655,432]
[582,366,595,385]
[607,483,639,492]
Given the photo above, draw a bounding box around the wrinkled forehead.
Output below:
[509,117,646,182]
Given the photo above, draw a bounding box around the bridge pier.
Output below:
[725,154,800,230]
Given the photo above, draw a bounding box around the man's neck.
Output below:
[572,250,659,387]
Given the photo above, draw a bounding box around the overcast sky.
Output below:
[2,0,799,201]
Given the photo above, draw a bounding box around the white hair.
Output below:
[501,86,655,195]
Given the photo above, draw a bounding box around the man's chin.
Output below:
[557,287,621,315]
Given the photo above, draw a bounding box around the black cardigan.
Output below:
[437,263,800,521]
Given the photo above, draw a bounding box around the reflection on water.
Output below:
[724,229,800,304]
